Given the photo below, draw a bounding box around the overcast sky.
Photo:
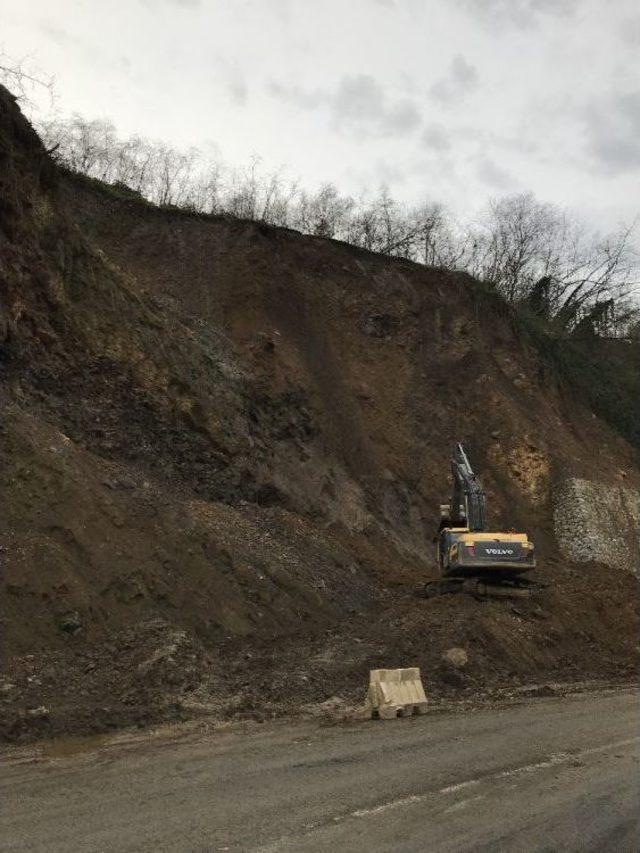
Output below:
[2,0,639,229]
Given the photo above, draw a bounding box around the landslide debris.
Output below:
[0,85,638,741]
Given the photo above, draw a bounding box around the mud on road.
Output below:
[2,567,637,743]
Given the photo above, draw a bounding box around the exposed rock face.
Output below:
[554,478,640,574]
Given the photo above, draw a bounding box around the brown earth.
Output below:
[0,85,638,742]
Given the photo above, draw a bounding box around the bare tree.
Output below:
[188,160,224,214]
[0,50,54,107]
[466,193,639,333]
[346,198,383,252]
[292,183,354,238]
[151,144,200,207]
[39,115,121,179]
[35,112,639,338]
[37,115,203,207]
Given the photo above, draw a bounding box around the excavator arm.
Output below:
[450,442,487,532]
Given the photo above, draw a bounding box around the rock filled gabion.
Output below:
[554,478,640,575]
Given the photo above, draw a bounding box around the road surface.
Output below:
[2,689,639,852]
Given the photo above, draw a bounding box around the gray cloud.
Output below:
[585,92,640,173]
[457,0,577,28]
[618,17,640,48]
[476,154,515,189]
[223,75,247,106]
[214,60,248,106]
[422,123,451,152]
[268,81,323,109]
[37,18,129,74]
[332,75,421,136]
[430,55,478,104]
[270,74,421,139]
[136,0,201,8]
[38,21,80,47]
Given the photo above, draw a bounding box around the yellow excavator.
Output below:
[424,443,539,599]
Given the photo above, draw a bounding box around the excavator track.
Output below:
[423,577,543,600]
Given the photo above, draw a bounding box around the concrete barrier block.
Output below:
[365,667,428,719]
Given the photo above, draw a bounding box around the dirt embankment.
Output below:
[0,85,638,741]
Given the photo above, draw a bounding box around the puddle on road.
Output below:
[41,733,108,758]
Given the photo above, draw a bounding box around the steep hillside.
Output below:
[1,86,638,741]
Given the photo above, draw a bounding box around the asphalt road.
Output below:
[2,689,639,852]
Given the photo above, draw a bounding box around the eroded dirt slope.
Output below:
[0,85,637,740]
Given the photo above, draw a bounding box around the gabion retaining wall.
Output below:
[554,478,640,574]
